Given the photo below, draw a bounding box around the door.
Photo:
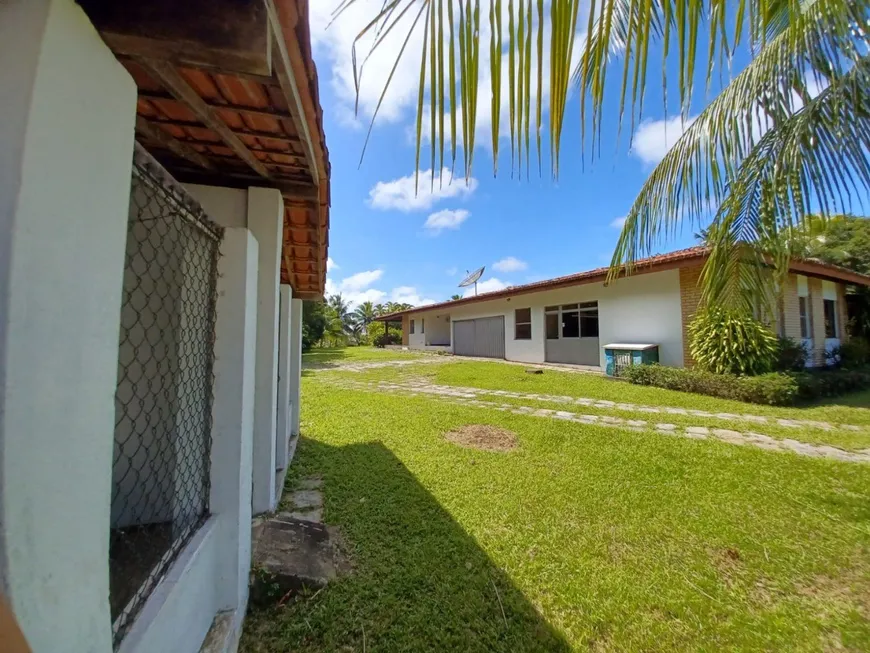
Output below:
[453,317,505,358]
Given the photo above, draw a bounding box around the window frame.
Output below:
[823,298,838,339]
[409,319,415,335]
[544,302,599,339]
[798,296,810,340]
[514,308,532,340]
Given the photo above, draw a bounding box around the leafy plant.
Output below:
[773,336,808,372]
[688,307,778,376]
[829,338,870,369]
[373,331,402,348]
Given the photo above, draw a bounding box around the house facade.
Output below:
[1,1,328,651]
[382,248,870,370]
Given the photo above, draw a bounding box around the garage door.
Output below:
[453,316,505,358]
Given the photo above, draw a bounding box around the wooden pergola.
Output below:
[80,0,330,299]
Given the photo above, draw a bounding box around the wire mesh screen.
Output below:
[110,149,222,645]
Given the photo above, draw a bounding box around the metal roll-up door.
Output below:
[453,316,505,358]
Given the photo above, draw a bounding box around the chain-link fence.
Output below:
[110,147,223,645]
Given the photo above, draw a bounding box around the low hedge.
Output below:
[622,364,798,405]
[623,364,870,406]
[791,368,870,401]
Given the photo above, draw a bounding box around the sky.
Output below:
[306,1,778,308]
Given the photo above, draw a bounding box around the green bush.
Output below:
[773,336,808,372]
[792,368,870,401]
[829,338,870,369]
[373,331,402,348]
[688,307,778,375]
[622,364,798,405]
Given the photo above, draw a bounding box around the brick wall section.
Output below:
[679,265,703,367]
[401,315,409,345]
[782,274,802,340]
[808,277,827,365]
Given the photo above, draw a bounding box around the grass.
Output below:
[242,350,870,652]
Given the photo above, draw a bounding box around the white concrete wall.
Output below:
[289,298,303,437]
[0,1,138,651]
[410,270,685,368]
[184,184,285,514]
[209,228,257,621]
[276,285,293,471]
[184,185,248,229]
[247,188,284,513]
[425,314,452,345]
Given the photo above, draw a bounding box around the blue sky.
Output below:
[307,1,751,307]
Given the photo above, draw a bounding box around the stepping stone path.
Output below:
[250,477,350,606]
[324,377,870,465]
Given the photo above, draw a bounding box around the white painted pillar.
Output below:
[0,1,137,650]
[289,298,304,437]
[246,187,284,513]
[276,285,293,471]
[209,229,258,613]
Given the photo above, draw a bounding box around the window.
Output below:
[824,299,837,338]
[410,319,415,334]
[562,309,580,338]
[421,318,425,334]
[545,313,559,339]
[515,308,532,339]
[799,296,810,339]
[579,302,599,337]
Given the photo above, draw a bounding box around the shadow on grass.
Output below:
[242,437,569,653]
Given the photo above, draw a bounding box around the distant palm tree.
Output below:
[353,301,377,334]
[450,294,463,301]
[328,294,351,322]
[373,303,387,317]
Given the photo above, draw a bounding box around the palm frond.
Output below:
[611,0,867,276]
[701,57,870,312]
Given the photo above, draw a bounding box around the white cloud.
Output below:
[463,277,509,297]
[327,257,339,271]
[339,269,383,292]
[631,115,697,165]
[325,269,386,307]
[424,209,470,233]
[610,216,626,229]
[369,168,478,212]
[391,286,436,307]
[446,267,458,276]
[492,256,528,273]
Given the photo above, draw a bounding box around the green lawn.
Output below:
[242,349,870,652]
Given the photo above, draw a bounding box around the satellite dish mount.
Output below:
[458,266,485,296]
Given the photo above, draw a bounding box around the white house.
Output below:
[378,247,870,369]
[0,1,329,651]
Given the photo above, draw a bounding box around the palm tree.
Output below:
[341,0,868,312]
[353,301,377,334]
[450,294,463,301]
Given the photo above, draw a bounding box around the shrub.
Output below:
[792,368,870,401]
[688,307,778,375]
[773,337,808,372]
[373,331,402,348]
[829,338,870,369]
[622,364,798,405]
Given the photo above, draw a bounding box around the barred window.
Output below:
[109,149,222,646]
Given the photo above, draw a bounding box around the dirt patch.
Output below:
[444,424,519,452]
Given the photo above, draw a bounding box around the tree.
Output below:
[353,301,377,334]
[802,215,870,338]
[301,300,329,352]
[344,0,868,313]
[450,294,463,300]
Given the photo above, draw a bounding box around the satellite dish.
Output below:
[458,266,485,296]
